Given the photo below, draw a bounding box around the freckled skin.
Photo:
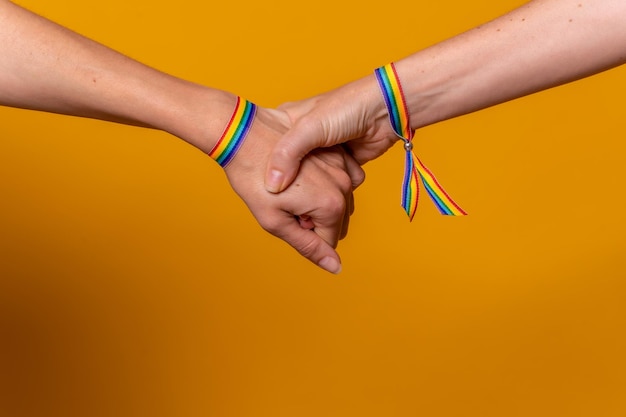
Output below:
[264,0,626,215]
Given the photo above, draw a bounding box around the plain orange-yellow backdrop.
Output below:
[1,0,625,416]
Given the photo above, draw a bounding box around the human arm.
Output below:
[0,0,232,151]
[265,0,626,192]
[0,0,364,273]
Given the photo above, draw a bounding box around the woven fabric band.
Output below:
[374,63,467,219]
[208,97,257,168]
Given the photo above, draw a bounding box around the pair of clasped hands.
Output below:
[223,77,399,274]
[4,0,625,274]
[0,0,395,275]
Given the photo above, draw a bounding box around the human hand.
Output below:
[223,106,365,274]
[264,75,398,194]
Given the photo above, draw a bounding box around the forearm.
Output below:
[0,1,362,272]
[394,0,626,129]
[262,0,626,194]
[0,0,233,152]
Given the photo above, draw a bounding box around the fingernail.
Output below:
[319,257,342,274]
[265,169,284,193]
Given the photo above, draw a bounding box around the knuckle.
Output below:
[257,215,282,236]
[337,173,354,195]
[320,192,347,218]
[274,142,297,162]
[353,168,366,188]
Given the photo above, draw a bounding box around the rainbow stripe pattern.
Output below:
[375,63,466,219]
[209,97,257,167]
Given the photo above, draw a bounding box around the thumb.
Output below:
[277,220,343,274]
[265,118,330,194]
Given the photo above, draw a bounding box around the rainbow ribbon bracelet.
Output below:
[374,63,467,220]
[208,97,257,168]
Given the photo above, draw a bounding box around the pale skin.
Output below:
[0,0,365,274]
[265,0,626,192]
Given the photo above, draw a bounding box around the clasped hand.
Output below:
[224,106,366,274]
[225,76,402,273]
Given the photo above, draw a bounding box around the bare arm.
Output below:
[0,0,364,273]
[400,0,626,129]
[0,0,231,151]
[266,0,626,192]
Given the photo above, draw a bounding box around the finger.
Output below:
[265,118,330,194]
[275,219,343,274]
[339,192,352,240]
[348,188,355,216]
[297,214,315,229]
[344,152,366,190]
[308,193,347,249]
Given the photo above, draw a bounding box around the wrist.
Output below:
[392,46,478,130]
[139,78,238,154]
[182,88,239,154]
[170,87,238,154]
[391,58,440,130]
[330,73,391,140]
[314,72,401,164]
[356,73,394,138]
[208,97,257,168]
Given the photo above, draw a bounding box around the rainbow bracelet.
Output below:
[374,63,467,220]
[208,97,257,168]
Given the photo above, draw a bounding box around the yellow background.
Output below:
[1,0,625,416]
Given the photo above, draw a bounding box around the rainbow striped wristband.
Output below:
[374,63,467,220]
[208,97,257,168]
